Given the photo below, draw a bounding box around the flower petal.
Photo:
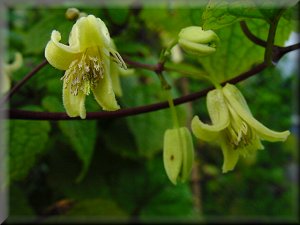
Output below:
[63,75,86,119]
[1,73,10,94]
[92,56,120,111]
[110,62,122,96]
[223,84,290,142]
[178,39,216,56]
[191,116,225,142]
[163,128,183,185]
[4,52,23,73]
[45,30,80,70]
[220,140,239,173]
[69,15,111,52]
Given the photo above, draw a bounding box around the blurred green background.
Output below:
[4,1,298,223]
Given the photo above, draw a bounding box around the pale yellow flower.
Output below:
[45,15,126,119]
[192,83,290,172]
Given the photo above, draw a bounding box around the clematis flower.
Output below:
[1,52,23,94]
[45,15,126,119]
[191,83,290,173]
[178,26,219,56]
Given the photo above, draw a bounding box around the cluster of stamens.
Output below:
[225,105,253,150]
[62,49,105,96]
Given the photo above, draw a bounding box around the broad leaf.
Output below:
[42,96,97,181]
[9,117,51,181]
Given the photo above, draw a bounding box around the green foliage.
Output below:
[9,110,51,181]
[23,9,73,55]
[42,96,97,181]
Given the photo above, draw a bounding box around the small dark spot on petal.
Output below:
[170,155,174,161]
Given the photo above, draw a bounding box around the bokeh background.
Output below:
[3,1,299,223]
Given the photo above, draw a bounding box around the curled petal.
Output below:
[192,116,226,142]
[5,52,23,73]
[63,76,86,119]
[223,83,290,142]
[220,140,240,173]
[192,89,229,142]
[45,30,80,70]
[92,56,120,111]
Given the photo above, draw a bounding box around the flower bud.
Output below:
[163,127,194,185]
[65,8,80,21]
[178,26,219,56]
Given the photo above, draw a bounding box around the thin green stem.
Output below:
[165,89,180,129]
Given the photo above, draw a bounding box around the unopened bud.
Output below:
[163,127,194,185]
[65,8,80,21]
[178,26,219,56]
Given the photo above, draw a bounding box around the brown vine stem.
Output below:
[2,39,300,120]
[240,21,267,47]
[6,62,268,120]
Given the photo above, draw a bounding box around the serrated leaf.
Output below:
[58,120,97,182]
[42,96,97,182]
[9,118,51,181]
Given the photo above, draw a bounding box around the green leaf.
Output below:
[59,120,97,182]
[24,9,73,54]
[199,17,293,81]
[42,96,97,181]
[9,118,51,181]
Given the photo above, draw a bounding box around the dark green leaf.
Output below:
[9,117,51,181]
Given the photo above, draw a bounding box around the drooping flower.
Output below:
[1,52,23,94]
[178,26,219,56]
[191,83,290,173]
[163,127,195,185]
[45,15,126,119]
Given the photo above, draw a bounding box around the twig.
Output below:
[123,56,158,71]
[0,60,48,106]
[240,21,267,47]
